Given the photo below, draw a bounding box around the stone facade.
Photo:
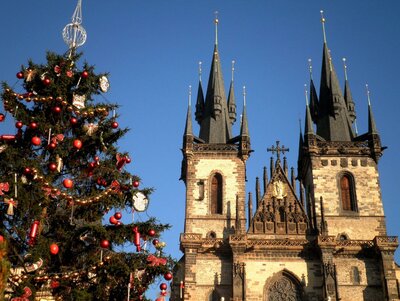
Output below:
[173,20,400,301]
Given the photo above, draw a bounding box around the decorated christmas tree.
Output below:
[0,1,173,300]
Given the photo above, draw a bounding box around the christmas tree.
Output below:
[0,1,173,300]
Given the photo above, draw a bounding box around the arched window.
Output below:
[265,270,304,301]
[339,173,357,212]
[350,266,361,284]
[211,173,223,214]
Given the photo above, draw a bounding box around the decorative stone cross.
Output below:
[267,141,289,161]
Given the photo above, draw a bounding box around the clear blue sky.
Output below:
[1,1,399,299]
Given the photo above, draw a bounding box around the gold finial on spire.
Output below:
[304,84,309,106]
[188,85,192,106]
[342,58,348,81]
[214,11,219,46]
[320,10,327,44]
[308,58,313,80]
[231,60,235,82]
[243,86,247,106]
[198,61,202,82]
[366,84,371,106]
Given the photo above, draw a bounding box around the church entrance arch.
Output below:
[264,270,304,301]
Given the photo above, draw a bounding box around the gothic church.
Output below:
[172,15,400,301]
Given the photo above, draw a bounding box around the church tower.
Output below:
[297,12,399,300]
[177,16,251,300]
[173,12,399,301]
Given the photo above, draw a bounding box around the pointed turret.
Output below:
[198,17,234,144]
[342,58,356,123]
[304,86,315,137]
[184,86,193,138]
[366,85,378,135]
[227,60,237,125]
[308,59,319,122]
[239,86,251,159]
[195,62,205,125]
[315,12,354,141]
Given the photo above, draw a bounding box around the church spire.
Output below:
[366,84,378,135]
[184,85,193,137]
[227,60,237,125]
[315,11,354,141]
[198,15,234,143]
[308,59,319,123]
[240,86,249,137]
[195,62,205,125]
[342,58,356,123]
[304,85,315,136]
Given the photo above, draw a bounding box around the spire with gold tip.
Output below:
[342,58,357,123]
[227,60,237,125]
[195,61,205,125]
[316,10,354,141]
[198,13,233,143]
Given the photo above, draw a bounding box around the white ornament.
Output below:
[99,76,110,93]
[132,192,149,212]
[73,93,86,109]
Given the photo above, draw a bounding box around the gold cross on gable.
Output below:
[267,141,289,161]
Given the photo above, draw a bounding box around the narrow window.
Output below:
[351,266,361,284]
[278,207,285,222]
[211,174,223,214]
[340,174,357,212]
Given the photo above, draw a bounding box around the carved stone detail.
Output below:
[267,276,303,301]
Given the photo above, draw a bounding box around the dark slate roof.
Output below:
[198,44,233,143]
[184,101,193,137]
[315,43,355,141]
[368,103,378,135]
[195,80,205,125]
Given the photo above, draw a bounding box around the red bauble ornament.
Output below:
[48,142,57,150]
[152,239,159,246]
[116,221,122,226]
[0,113,5,122]
[81,70,89,78]
[53,106,61,114]
[111,121,119,129]
[148,229,156,237]
[109,216,118,225]
[29,122,38,129]
[50,243,59,255]
[164,272,173,281]
[160,283,168,290]
[70,117,78,125]
[0,235,4,243]
[23,167,31,175]
[63,178,73,188]
[48,162,57,172]
[15,121,23,129]
[125,157,131,164]
[16,72,24,79]
[42,78,51,86]
[133,180,140,188]
[41,77,51,86]
[73,139,82,149]
[114,212,122,220]
[50,280,60,289]
[100,239,110,248]
[31,136,41,146]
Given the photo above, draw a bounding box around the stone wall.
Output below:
[185,153,246,238]
[310,156,385,239]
